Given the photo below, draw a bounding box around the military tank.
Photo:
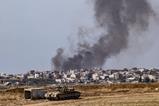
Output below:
[45,86,81,100]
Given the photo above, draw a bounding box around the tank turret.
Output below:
[45,86,81,100]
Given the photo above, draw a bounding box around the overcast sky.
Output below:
[0,0,159,74]
[0,0,94,73]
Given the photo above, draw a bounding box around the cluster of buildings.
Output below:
[0,68,159,86]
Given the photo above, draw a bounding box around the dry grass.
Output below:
[75,83,159,91]
[74,83,159,97]
[24,93,159,106]
[1,83,159,106]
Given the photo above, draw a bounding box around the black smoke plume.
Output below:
[52,0,154,71]
[52,48,64,71]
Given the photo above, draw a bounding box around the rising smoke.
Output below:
[52,0,154,71]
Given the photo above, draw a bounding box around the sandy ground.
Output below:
[1,84,159,106]
[24,93,159,106]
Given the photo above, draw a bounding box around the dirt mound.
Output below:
[75,83,159,91]
[74,83,159,96]
[5,87,24,93]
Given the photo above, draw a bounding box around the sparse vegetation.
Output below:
[1,83,159,106]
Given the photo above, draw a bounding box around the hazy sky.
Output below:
[0,0,159,73]
[0,0,94,73]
